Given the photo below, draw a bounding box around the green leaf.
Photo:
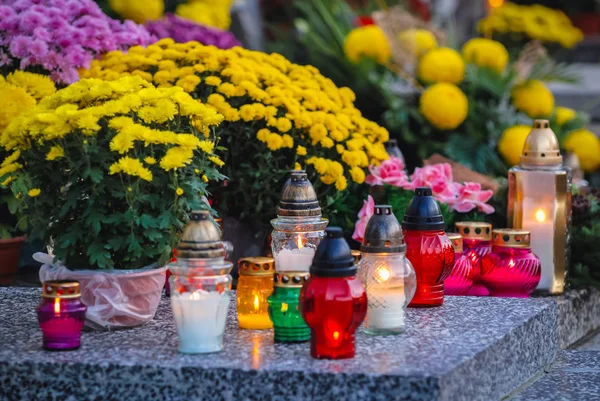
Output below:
[87,243,113,269]
[139,214,156,229]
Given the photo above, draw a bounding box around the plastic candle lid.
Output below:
[402,187,445,231]
[361,205,406,253]
[310,227,356,277]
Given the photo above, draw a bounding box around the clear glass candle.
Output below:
[358,205,416,335]
[444,233,475,296]
[480,229,541,297]
[37,280,86,350]
[237,257,274,330]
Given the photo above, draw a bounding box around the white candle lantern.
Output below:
[358,205,416,335]
[271,171,328,273]
[508,119,571,294]
[168,210,233,354]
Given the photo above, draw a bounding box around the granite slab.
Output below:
[509,351,600,401]
[555,288,600,349]
[0,288,559,401]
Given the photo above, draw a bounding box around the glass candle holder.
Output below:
[455,222,492,296]
[267,271,311,342]
[271,171,328,273]
[444,233,475,296]
[300,227,367,359]
[37,280,86,350]
[481,229,541,297]
[508,120,571,294]
[168,210,233,354]
[237,257,274,330]
[402,187,454,307]
[358,205,416,335]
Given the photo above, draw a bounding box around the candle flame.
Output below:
[333,331,340,340]
[54,298,60,315]
[190,291,201,300]
[535,209,546,222]
[281,302,288,313]
[253,294,260,311]
[376,267,391,283]
[296,235,303,250]
[508,259,515,268]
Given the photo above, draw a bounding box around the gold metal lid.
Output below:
[42,280,80,299]
[492,229,531,248]
[455,222,492,241]
[273,271,310,288]
[446,233,463,253]
[177,210,225,259]
[277,171,321,217]
[351,250,362,264]
[520,119,562,166]
[238,257,275,276]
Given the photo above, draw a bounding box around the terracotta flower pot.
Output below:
[35,253,167,330]
[0,236,26,279]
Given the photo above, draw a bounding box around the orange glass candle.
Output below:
[237,257,275,330]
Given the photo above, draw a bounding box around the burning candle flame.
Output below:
[54,298,60,315]
[190,291,201,300]
[333,331,340,340]
[535,209,546,222]
[253,294,260,311]
[296,235,303,250]
[508,259,515,268]
[376,267,391,283]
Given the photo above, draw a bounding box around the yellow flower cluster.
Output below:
[462,38,509,74]
[419,83,468,130]
[176,0,234,30]
[0,71,56,133]
[81,39,390,190]
[563,129,600,172]
[554,106,577,126]
[512,80,555,118]
[109,0,164,23]
[417,47,465,85]
[0,76,223,187]
[478,3,583,49]
[344,25,391,65]
[397,29,438,58]
[498,125,531,166]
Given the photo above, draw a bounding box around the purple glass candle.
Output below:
[455,222,492,296]
[480,229,541,298]
[37,280,86,350]
[444,234,475,295]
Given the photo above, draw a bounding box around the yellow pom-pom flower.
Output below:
[176,0,233,30]
[512,80,555,118]
[498,125,531,167]
[462,38,509,73]
[344,25,391,64]
[419,83,468,130]
[563,129,600,172]
[176,187,184,196]
[397,29,438,57]
[0,87,36,133]
[109,0,164,23]
[27,188,41,198]
[417,48,465,84]
[554,106,577,126]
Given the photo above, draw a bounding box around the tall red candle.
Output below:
[402,187,454,307]
[300,227,367,360]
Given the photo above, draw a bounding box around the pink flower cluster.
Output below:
[0,0,154,84]
[353,158,494,242]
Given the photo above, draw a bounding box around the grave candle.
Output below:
[237,257,274,330]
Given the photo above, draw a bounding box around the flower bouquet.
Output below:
[0,75,225,327]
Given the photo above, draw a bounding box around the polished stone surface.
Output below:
[0,288,560,401]
[510,351,600,401]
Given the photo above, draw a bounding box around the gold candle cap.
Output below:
[238,257,275,276]
[455,222,492,241]
[42,280,80,299]
[446,233,463,253]
[520,120,562,167]
[273,271,310,288]
[492,229,531,248]
[177,210,225,259]
[277,171,321,217]
[351,250,362,264]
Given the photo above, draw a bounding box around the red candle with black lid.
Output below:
[299,227,367,359]
[402,187,454,307]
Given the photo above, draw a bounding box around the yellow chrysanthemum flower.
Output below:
[498,125,531,167]
[176,187,184,196]
[344,25,391,64]
[512,80,554,118]
[175,0,233,29]
[266,133,283,151]
[109,0,164,23]
[335,175,348,191]
[46,145,64,161]
[462,38,509,74]
[28,188,41,197]
[563,129,600,172]
[109,156,153,181]
[4,71,56,101]
[296,145,307,156]
[350,166,366,184]
[554,106,577,126]
[0,87,36,133]
[397,29,437,57]
[209,156,225,167]
[417,48,465,84]
[419,83,468,130]
[294,162,302,171]
[144,156,157,165]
